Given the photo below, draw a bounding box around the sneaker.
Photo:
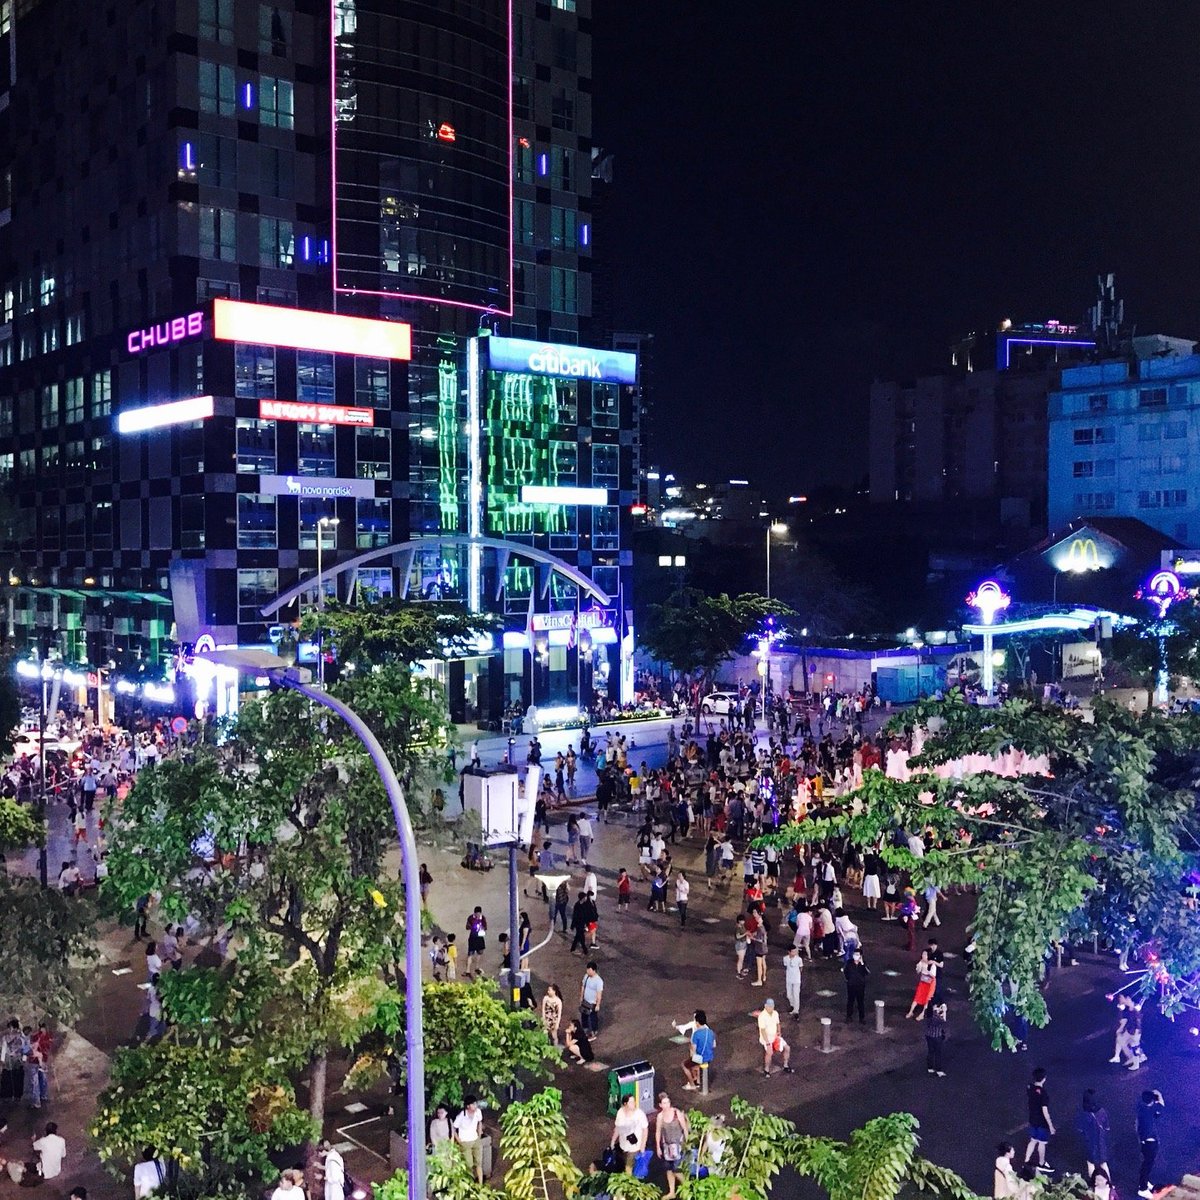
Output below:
[783,1066,794,1074]
[1036,1164,1053,1174]
[1108,1056,1122,1064]
[927,1068,935,1074]
[936,1070,946,1077]
[763,1069,772,1077]
[1138,1188,1154,1198]
[1128,1061,1141,1071]
[682,1083,698,1091]
[750,981,763,987]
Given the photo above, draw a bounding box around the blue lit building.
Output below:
[1048,347,1200,544]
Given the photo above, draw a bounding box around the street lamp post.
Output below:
[198,650,427,1200]
[763,523,788,710]
[966,580,1011,701]
[1140,570,1183,707]
[315,516,340,688]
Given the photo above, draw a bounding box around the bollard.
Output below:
[874,999,886,1034]
[1092,931,1100,956]
[820,1016,833,1054]
[699,1062,710,1096]
[1055,942,1063,970]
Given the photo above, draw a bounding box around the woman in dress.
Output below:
[541,984,564,1046]
[861,850,881,911]
[906,948,938,1020]
[564,1018,594,1064]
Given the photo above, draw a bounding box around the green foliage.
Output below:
[500,1087,581,1200]
[791,1112,980,1200]
[641,590,793,680]
[0,794,42,851]
[0,655,22,763]
[300,597,498,667]
[0,878,98,1021]
[422,1142,505,1200]
[756,690,1200,1045]
[92,1039,314,1182]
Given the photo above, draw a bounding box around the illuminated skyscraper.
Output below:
[0,0,629,717]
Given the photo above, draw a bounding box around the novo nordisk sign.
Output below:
[486,336,637,385]
[258,474,377,499]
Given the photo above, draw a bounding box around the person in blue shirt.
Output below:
[679,1010,716,1090]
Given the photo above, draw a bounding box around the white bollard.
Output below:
[820,1016,833,1054]
[875,999,886,1034]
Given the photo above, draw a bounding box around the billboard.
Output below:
[487,336,637,385]
[1061,641,1102,678]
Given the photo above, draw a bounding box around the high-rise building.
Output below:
[0,0,634,719]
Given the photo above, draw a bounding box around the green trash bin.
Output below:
[607,1060,655,1116]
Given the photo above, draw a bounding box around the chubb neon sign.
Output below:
[127,311,204,355]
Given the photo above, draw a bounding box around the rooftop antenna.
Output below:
[1088,273,1125,353]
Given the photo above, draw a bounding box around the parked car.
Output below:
[700,691,740,715]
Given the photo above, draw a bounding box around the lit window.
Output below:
[258,216,294,267]
[235,418,276,474]
[549,267,577,314]
[550,206,576,249]
[356,498,391,549]
[199,0,234,44]
[235,345,276,398]
[199,62,236,116]
[237,494,277,549]
[261,76,294,129]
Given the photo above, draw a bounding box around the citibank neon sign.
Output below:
[487,336,637,385]
[127,311,204,355]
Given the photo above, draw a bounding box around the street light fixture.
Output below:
[315,516,340,688]
[196,648,427,1200]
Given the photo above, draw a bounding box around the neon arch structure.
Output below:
[1140,570,1184,705]
[259,534,612,621]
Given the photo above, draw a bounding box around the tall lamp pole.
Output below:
[765,521,788,600]
[199,650,427,1200]
[315,516,340,688]
[1140,570,1183,707]
[764,523,787,707]
[966,580,1011,701]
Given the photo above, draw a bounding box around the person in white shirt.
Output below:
[453,1096,486,1182]
[675,871,691,927]
[144,942,163,979]
[783,947,804,1016]
[756,999,793,1076]
[319,1141,345,1200]
[269,1168,305,1200]
[32,1122,67,1180]
[576,815,594,864]
[609,1093,648,1172]
[132,1146,166,1197]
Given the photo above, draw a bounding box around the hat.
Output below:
[763,998,775,1008]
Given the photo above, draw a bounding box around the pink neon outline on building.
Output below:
[329,0,515,317]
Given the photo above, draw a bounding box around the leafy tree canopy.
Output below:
[641,590,793,680]
[755,692,1200,1046]
[298,598,499,667]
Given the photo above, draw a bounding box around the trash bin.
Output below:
[607,1060,655,1116]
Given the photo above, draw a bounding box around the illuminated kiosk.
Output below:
[1139,570,1184,705]
[965,580,1011,699]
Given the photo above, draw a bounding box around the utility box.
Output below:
[462,765,534,847]
[607,1061,655,1116]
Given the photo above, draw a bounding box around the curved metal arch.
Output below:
[259,534,612,618]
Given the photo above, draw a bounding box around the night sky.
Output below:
[592,6,1200,490]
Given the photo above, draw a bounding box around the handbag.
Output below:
[632,1150,653,1179]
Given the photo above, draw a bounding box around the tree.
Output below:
[0,792,97,1023]
[1108,591,1200,706]
[755,692,1200,1046]
[641,590,791,684]
[792,1112,980,1200]
[102,690,407,1179]
[299,597,498,668]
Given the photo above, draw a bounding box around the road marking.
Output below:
[111,968,132,976]
[816,989,836,997]
[942,951,958,959]
[344,1102,367,1113]
[883,969,900,977]
[703,917,720,924]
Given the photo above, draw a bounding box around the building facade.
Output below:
[0,0,632,715]
[1048,354,1200,545]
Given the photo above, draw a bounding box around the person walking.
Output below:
[1076,1090,1110,1181]
[553,881,570,933]
[756,999,793,1076]
[569,892,590,954]
[655,1092,690,1200]
[453,1096,487,1184]
[906,949,938,1020]
[580,962,604,1037]
[924,1002,947,1075]
[783,946,803,1019]
[675,871,690,928]
[843,948,869,1023]
[577,813,594,866]
[465,906,487,978]
[734,914,749,978]
[922,882,944,927]
[1136,1089,1165,1199]
[1025,1068,1055,1173]
[610,1093,648,1174]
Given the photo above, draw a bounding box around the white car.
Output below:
[700,691,740,715]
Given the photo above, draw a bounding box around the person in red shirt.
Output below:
[616,868,632,912]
